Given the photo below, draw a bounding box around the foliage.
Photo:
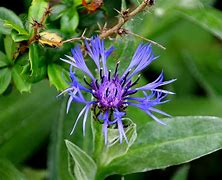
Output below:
[1,0,222,179]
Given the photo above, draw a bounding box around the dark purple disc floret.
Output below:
[60,36,176,144]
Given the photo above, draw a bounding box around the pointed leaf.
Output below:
[47,63,69,91]
[12,66,31,93]
[61,7,79,33]
[11,30,30,42]
[49,4,67,21]
[100,116,222,177]
[29,44,47,83]
[0,68,11,94]
[93,118,137,168]
[171,165,190,180]
[0,7,25,35]
[65,140,97,180]
[4,20,28,35]
[0,51,9,67]
[4,35,16,61]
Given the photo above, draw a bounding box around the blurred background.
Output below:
[0,0,222,179]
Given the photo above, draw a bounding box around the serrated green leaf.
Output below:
[28,0,48,32]
[29,44,47,83]
[4,35,16,61]
[0,68,11,94]
[0,51,9,67]
[12,66,31,93]
[47,63,69,91]
[65,140,97,180]
[179,8,222,40]
[100,116,222,177]
[0,159,26,180]
[61,7,79,33]
[0,80,59,163]
[0,7,25,35]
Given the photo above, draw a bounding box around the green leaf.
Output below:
[65,140,97,180]
[179,8,222,40]
[100,116,222,177]
[0,80,60,163]
[47,93,93,180]
[22,168,47,180]
[0,7,25,35]
[12,66,31,93]
[161,98,222,117]
[0,159,26,180]
[11,30,30,42]
[4,35,16,61]
[0,51,9,67]
[92,118,137,169]
[48,98,73,180]
[61,7,79,33]
[28,0,48,32]
[0,68,11,94]
[49,4,67,21]
[74,0,82,6]
[47,63,69,91]
[107,37,139,75]
[29,44,47,83]
[171,165,190,180]
[4,20,28,35]
[154,0,214,11]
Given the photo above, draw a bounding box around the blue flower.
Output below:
[60,36,175,144]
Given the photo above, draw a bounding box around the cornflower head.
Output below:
[60,36,175,144]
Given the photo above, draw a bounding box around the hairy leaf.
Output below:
[99,116,222,177]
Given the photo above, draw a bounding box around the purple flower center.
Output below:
[96,77,123,109]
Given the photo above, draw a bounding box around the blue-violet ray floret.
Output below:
[60,36,176,144]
